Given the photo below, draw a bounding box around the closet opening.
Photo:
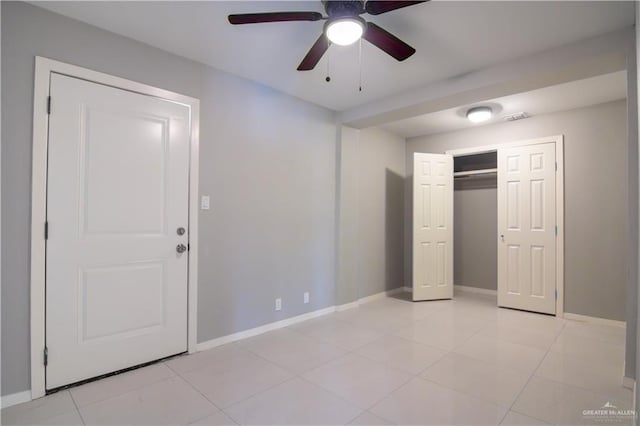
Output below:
[453,151,498,294]
[413,138,562,313]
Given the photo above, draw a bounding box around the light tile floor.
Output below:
[2,291,633,425]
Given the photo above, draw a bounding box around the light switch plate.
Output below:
[201,195,210,210]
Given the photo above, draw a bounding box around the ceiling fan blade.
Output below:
[365,1,428,15]
[363,22,416,61]
[297,34,330,71]
[228,11,323,25]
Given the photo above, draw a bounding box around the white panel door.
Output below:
[46,73,190,389]
[498,143,556,314]
[412,153,454,301]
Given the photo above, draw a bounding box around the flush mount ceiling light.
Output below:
[325,17,365,46]
[466,106,493,123]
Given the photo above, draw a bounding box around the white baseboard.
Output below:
[358,287,405,304]
[454,285,498,296]
[196,287,407,352]
[336,301,360,312]
[337,287,407,312]
[563,312,626,328]
[12,287,408,406]
[623,376,635,390]
[400,286,501,297]
[196,306,337,352]
[1,390,32,409]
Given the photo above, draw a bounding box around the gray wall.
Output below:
[635,0,640,406]
[625,20,638,382]
[1,1,337,396]
[454,186,497,291]
[336,126,360,306]
[406,100,628,321]
[337,126,405,304]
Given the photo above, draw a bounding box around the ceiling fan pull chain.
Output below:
[228,1,425,72]
[358,38,363,92]
[325,43,332,82]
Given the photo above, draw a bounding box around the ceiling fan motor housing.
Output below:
[322,0,365,18]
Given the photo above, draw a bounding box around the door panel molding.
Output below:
[30,57,200,399]
[446,135,564,317]
[412,153,454,301]
[498,142,556,314]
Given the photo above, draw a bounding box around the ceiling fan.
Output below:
[228,1,427,71]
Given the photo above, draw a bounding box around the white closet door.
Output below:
[46,73,190,389]
[498,143,556,314]
[412,153,454,301]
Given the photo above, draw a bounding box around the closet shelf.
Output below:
[453,168,497,177]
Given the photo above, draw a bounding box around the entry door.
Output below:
[412,153,454,301]
[46,73,190,389]
[498,143,556,314]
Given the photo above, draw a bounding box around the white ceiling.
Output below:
[32,1,634,111]
[381,70,627,138]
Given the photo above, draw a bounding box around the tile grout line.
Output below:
[67,390,88,426]
[236,330,356,375]
[501,319,568,424]
[222,307,423,422]
[295,375,367,419]
[349,301,461,407]
[65,301,387,423]
[223,328,366,416]
[17,294,627,426]
[418,309,566,424]
[415,316,524,423]
[167,319,367,421]
[415,374,512,423]
[165,364,224,414]
[219,405,244,426]
[173,362,287,426]
[527,323,633,405]
[291,304,456,420]
[68,364,179,411]
[165,353,291,418]
[527,368,633,405]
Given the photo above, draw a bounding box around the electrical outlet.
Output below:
[304,292,310,304]
[275,298,282,311]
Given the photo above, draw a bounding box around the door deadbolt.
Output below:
[177,227,186,236]
[176,243,187,254]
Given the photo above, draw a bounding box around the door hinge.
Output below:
[555,162,557,171]
[187,243,190,252]
[555,290,558,300]
[47,96,51,115]
[555,225,558,236]
[44,221,49,240]
[43,347,48,366]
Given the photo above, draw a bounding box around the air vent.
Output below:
[503,112,529,122]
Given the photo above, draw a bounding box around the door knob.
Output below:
[500,234,505,242]
[176,244,187,254]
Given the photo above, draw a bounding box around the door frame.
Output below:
[29,57,200,399]
[445,135,564,317]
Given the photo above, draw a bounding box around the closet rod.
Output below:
[453,168,498,178]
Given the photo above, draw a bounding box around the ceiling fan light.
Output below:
[326,18,364,46]
[466,106,493,123]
